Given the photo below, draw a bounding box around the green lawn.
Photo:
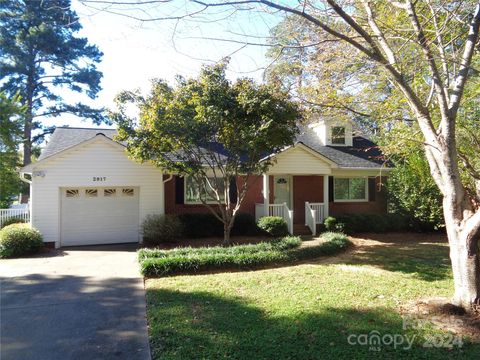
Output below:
[145,233,480,359]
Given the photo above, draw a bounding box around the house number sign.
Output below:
[93,176,107,182]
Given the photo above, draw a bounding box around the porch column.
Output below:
[323,175,329,219]
[263,173,269,217]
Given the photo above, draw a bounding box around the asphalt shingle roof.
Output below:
[38,127,120,160]
[296,126,389,168]
[39,126,389,169]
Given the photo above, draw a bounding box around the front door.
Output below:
[274,176,291,208]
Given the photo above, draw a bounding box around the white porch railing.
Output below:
[0,208,30,227]
[304,202,325,235]
[255,203,293,235]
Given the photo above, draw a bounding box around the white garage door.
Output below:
[61,187,140,246]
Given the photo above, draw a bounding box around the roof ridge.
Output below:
[55,126,117,131]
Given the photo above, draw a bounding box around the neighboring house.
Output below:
[20,119,391,248]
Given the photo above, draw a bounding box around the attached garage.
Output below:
[21,127,165,248]
[60,187,140,246]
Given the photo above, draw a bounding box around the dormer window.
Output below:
[331,126,346,145]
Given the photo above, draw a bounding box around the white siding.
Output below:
[30,137,164,247]
[307,119,354,146]
[268,146,332,175]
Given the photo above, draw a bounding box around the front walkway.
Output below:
[0,244,151,360]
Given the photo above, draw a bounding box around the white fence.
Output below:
[0,208,30,228]
[255,203,293,235]
[304,202,325,236]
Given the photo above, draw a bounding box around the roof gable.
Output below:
[22,132,125,172]
[38,127,119,161]
[267,144,334,175]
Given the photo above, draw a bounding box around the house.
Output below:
[20,119,391,248]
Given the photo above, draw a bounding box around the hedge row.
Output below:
[139,233,351,277]
[324,213,417,234]
[178,213,261,238]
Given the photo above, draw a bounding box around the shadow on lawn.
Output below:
[147,289,478,360]
[328,233,452,282]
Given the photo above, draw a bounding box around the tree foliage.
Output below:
[0,93,23,208]
[113,62,299,243]
[0,0,106,165]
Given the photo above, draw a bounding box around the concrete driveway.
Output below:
[0,244,151,360]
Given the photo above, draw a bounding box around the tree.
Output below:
[0,0,106,166]
[112,62,299,244]
[0,93,23,208]
[79,0,480,310]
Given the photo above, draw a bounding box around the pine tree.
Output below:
[0,0,105,165]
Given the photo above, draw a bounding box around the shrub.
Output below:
[1,216,27,229]
[178,213,261,238]
[323,216,346,233]
[0,224,43,258]
[231,213,261,236]
[138,234,351,276]
[324,214,412,234]
[177,213,223,238]
[324,216,337,231]
[142,214,184,246]
[257,216,289,237]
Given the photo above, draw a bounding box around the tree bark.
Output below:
[447,217,480,309]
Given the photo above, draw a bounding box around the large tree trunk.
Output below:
[23,109,32,166]
[23,68,35,166]
[448,229,480,309]
[443,194,480,310]
[424,136,480,311]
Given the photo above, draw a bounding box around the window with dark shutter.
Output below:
[328,176,334,202]
[229,178,238,203]
[368,178,376,202]
[175,176,184,204]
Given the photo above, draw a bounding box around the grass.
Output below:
[145,233,480,359]
[139,233,350,276]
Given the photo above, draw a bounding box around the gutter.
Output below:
[20,172,32,184]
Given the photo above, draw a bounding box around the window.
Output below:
[185,176,225,204]
[104,189,116,197]
[66,189,79,198]
[331,126,346,145]
[334,178,367,201]
[85,189,98,197]
[122,188,134,197]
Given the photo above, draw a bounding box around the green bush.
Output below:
[324,214,411,234]
[257,216,289,237]
[139,233,351,276]
[1,216,27,229]
[0,224,43,258]
[177,213,261,238]
[387,152,444,231]
[324,216,346,233]
[231,213,261,236]
[142,214,184,246]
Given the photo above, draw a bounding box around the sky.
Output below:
[42,0,282,130]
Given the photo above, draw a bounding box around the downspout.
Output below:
[163,174,174,183]
[20,172,32,184]
[19,172,32,226]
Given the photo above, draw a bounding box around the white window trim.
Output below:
[184,176,226,205]
[333,177,369,202]
[330,126,346,146]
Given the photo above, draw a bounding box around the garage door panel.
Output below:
[61,187,140,246]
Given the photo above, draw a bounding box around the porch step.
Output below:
[293,224,312,236]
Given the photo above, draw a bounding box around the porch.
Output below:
[255,174,329,236]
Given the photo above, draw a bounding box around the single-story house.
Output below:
[20,119,391,247]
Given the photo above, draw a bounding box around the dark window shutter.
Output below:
[229,178,238,203]
[368,177,376,202]
[328,176,334,202]
[175,176,184,204]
